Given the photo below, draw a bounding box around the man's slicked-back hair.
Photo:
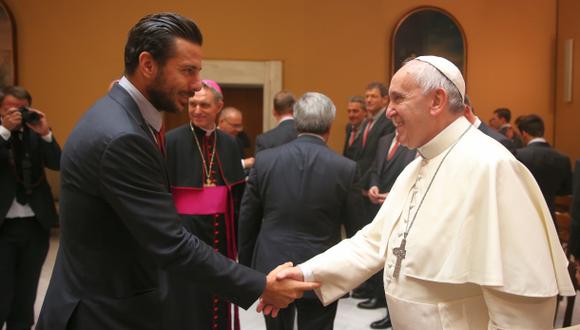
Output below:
[0,86,32,106]
[124,13,203,75]
[294,92,336,135]
[366,82,388,97]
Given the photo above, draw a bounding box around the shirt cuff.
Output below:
[241,159,246,169]
[0,125,11,141]
[297,264,314,282]
[41,130,53,143]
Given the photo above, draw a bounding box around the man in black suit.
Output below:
[0,86,60,330]
[359,131,416,328]
[239,92,361,330]
[515,114,572,222]
[37,13,317,330]
[351,82,395,300]
[463,95,515,152]
[355,82,396,182]
[489,107,523,148]
[218,106,255,170]
[342,95,367,160]
[255,91,297,153]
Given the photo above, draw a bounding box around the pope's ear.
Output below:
[430,88,448,116]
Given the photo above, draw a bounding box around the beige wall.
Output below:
[3,0,564,191]
[555,0,580,163]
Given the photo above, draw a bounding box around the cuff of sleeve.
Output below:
[0,125,11,141]
[241,159,246,169]
[298,264,314,282]
[41,130,53,142]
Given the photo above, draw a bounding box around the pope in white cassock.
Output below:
[270,56,575,329]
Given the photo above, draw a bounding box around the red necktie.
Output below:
[387,140,399,160]
[348,127,358,146]
[362,119,373,147]
[153,124,166,156]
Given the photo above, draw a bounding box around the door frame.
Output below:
[202,60,282,131]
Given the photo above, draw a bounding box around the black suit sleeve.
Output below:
[99,133,265,308]
[569,161,580,258]
[343,165,365,237]
[558,157,573,196]
[255,135,265,154]
[40,135,61,170]
[238,166,263,267]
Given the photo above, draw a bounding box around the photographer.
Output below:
[0,86,60,330]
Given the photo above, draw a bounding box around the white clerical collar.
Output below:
[500,123,511,130]
[528,137,547,145]
[118,76,163,132]
[473,116,482,129]
[192,123,216,137]
[418,116,470,160]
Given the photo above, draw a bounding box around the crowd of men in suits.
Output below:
[0,13,579,330]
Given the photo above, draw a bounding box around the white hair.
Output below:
[294,92,336,134]
[405,60,465,113]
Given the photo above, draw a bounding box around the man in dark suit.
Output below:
[0,86,60,330]
[515,114,572,221]
[464,95,515,152]
[37,13,317,330]
[255,91,297,153]
[218,106,255,170]
[342,95,367,160]
[489,107,523,148]
[359,131,416,328]
[355,82,396,182]
[350,82,395,300]
[239,92,361,330]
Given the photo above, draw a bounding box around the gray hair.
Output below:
[294,92,336,134]
[404,60,464,114]
[218,106,241,121]
[348,95,366,110]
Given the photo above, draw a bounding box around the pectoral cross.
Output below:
[204,178,215,187]
[392,237,407,278]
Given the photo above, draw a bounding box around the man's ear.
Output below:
[138,51,158,80]
[429,88,448,116]
[216,100,224,113]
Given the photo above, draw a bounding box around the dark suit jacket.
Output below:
[516,141,572,217]
[37,84,265,330]
[238,135,361,298]
[255,119,297,153]
[0,126,60,230]
[368,133,416,192]
[342,122,364,161]
[568,160,580,257]
[354,111,395,185]
[478,122,515,153]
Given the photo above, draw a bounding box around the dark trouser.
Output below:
[0,218,50,330]
[264,298,338,330]
[369,270,385,300]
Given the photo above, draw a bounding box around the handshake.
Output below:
[258,262,318,317]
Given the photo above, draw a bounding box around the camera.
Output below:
[18,107,41,125]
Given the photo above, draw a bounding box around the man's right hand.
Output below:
[1,107,22,131]
[258,262,319,317]
[368,186,382,204]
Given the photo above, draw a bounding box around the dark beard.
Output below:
[146,71,182,113]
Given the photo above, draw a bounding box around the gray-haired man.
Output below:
[239,92,362,330]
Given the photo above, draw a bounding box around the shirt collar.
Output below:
[370,107,386,122]
[473,116,482,129]
[418,116,471,160]
[190,122,217,137]
[118,76,163,132]
[528,137,547,145]
[279,115,294,124]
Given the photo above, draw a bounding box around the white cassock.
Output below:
[300,117,574,330]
